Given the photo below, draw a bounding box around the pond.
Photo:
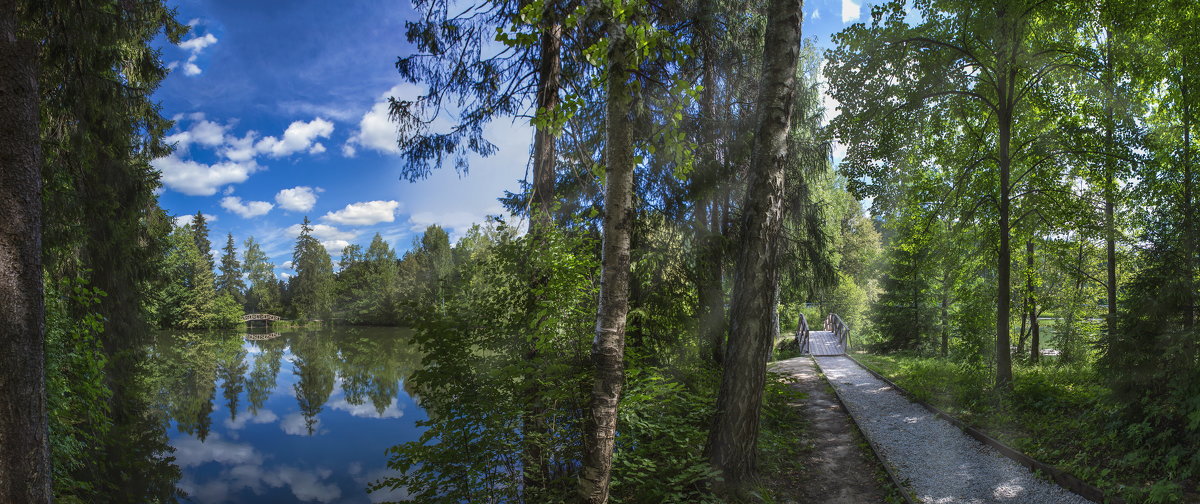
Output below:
[147,326,424,503]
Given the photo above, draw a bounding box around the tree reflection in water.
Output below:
[131,326,424,503]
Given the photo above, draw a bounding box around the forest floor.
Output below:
[766,357,898,504]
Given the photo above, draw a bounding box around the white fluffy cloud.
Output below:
[221,131,260,162]
[155,116,334,195]
[323,200,400,226]
[255,118,334,158]
[275,186,320,212]
[174,213,218,227]
[221,196,274,218]
[165,119,228,153]
[154,155,262,196]
[345,84,429,156]
[812,8,821,19]
[175,32,218,77]
[287,223,357,242]
[322,239,351,255]
[179,32,217,52]
[842,0,861,22]
[347,100,399,155]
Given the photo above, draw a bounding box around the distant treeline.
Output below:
[147,212,465,329]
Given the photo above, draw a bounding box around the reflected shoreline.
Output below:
[140,326,422,503]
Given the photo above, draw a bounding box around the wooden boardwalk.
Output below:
[805,330,845,356]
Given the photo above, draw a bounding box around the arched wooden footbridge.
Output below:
[243,313,281,322]
[795,312,851,356]
[242,313,280,329]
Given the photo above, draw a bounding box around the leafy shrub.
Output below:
[609,367,721,503]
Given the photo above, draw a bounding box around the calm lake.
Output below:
[148,327,424,503]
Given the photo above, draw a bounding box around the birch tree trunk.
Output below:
[579,16,635,504]
[0,1,51,499]
[706,0,803,493]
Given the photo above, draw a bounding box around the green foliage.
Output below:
[44,275,111,502]
[243,236,281,314]
[191,211,214,272]
[337,233,400,325]
[858,353,1195,502]
[148,224,244,330]
[608,368,721,503]
[217,233,246,305]
[374,222,597,503]
[291,216,335,320]
[756,371,808,477]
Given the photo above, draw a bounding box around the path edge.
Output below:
[841,354,1126,504]
[809,356,919,504]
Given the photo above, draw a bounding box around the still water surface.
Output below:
[149,327,424,503]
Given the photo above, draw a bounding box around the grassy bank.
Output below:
[854,353,1193,503]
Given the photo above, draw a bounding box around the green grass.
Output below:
[854,353,1192,504]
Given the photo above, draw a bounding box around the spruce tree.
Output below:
[291,216,334,320]
[217,233,245,305]
[192,211,214,274]
[243,236,278,313]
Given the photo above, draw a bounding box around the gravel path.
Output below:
[814,356,1091,504]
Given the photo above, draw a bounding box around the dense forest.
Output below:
[0,0,1198,502]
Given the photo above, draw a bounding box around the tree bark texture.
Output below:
[522,6,562,496]
[707,0,803,493]
[0,3,52,500]
[531,7,561,233]
[579,21,635,504]
[994,21,1014,386]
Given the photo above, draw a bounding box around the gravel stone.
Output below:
[814,356,1091,504]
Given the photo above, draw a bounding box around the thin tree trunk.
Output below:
[0,2,52,499]
[522,5,562,496]
[1103,31,1118,339]
[1027,241,1040,363]
[579,16,635,503]
[996,60,1014,388]
[1018,239,1033,357]
[1182,61,1195,329]
[940,267,950,357]
[707,0,803,494]
[531,8,561,232]
[1017,302,1027,357]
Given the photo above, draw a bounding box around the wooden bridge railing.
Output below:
[825,313,850,352]
[795,313,811,355]
[242,313,281,322]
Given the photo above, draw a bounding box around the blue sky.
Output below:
[151,0,872,278]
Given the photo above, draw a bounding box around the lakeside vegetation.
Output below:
[1,0,1199,502]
